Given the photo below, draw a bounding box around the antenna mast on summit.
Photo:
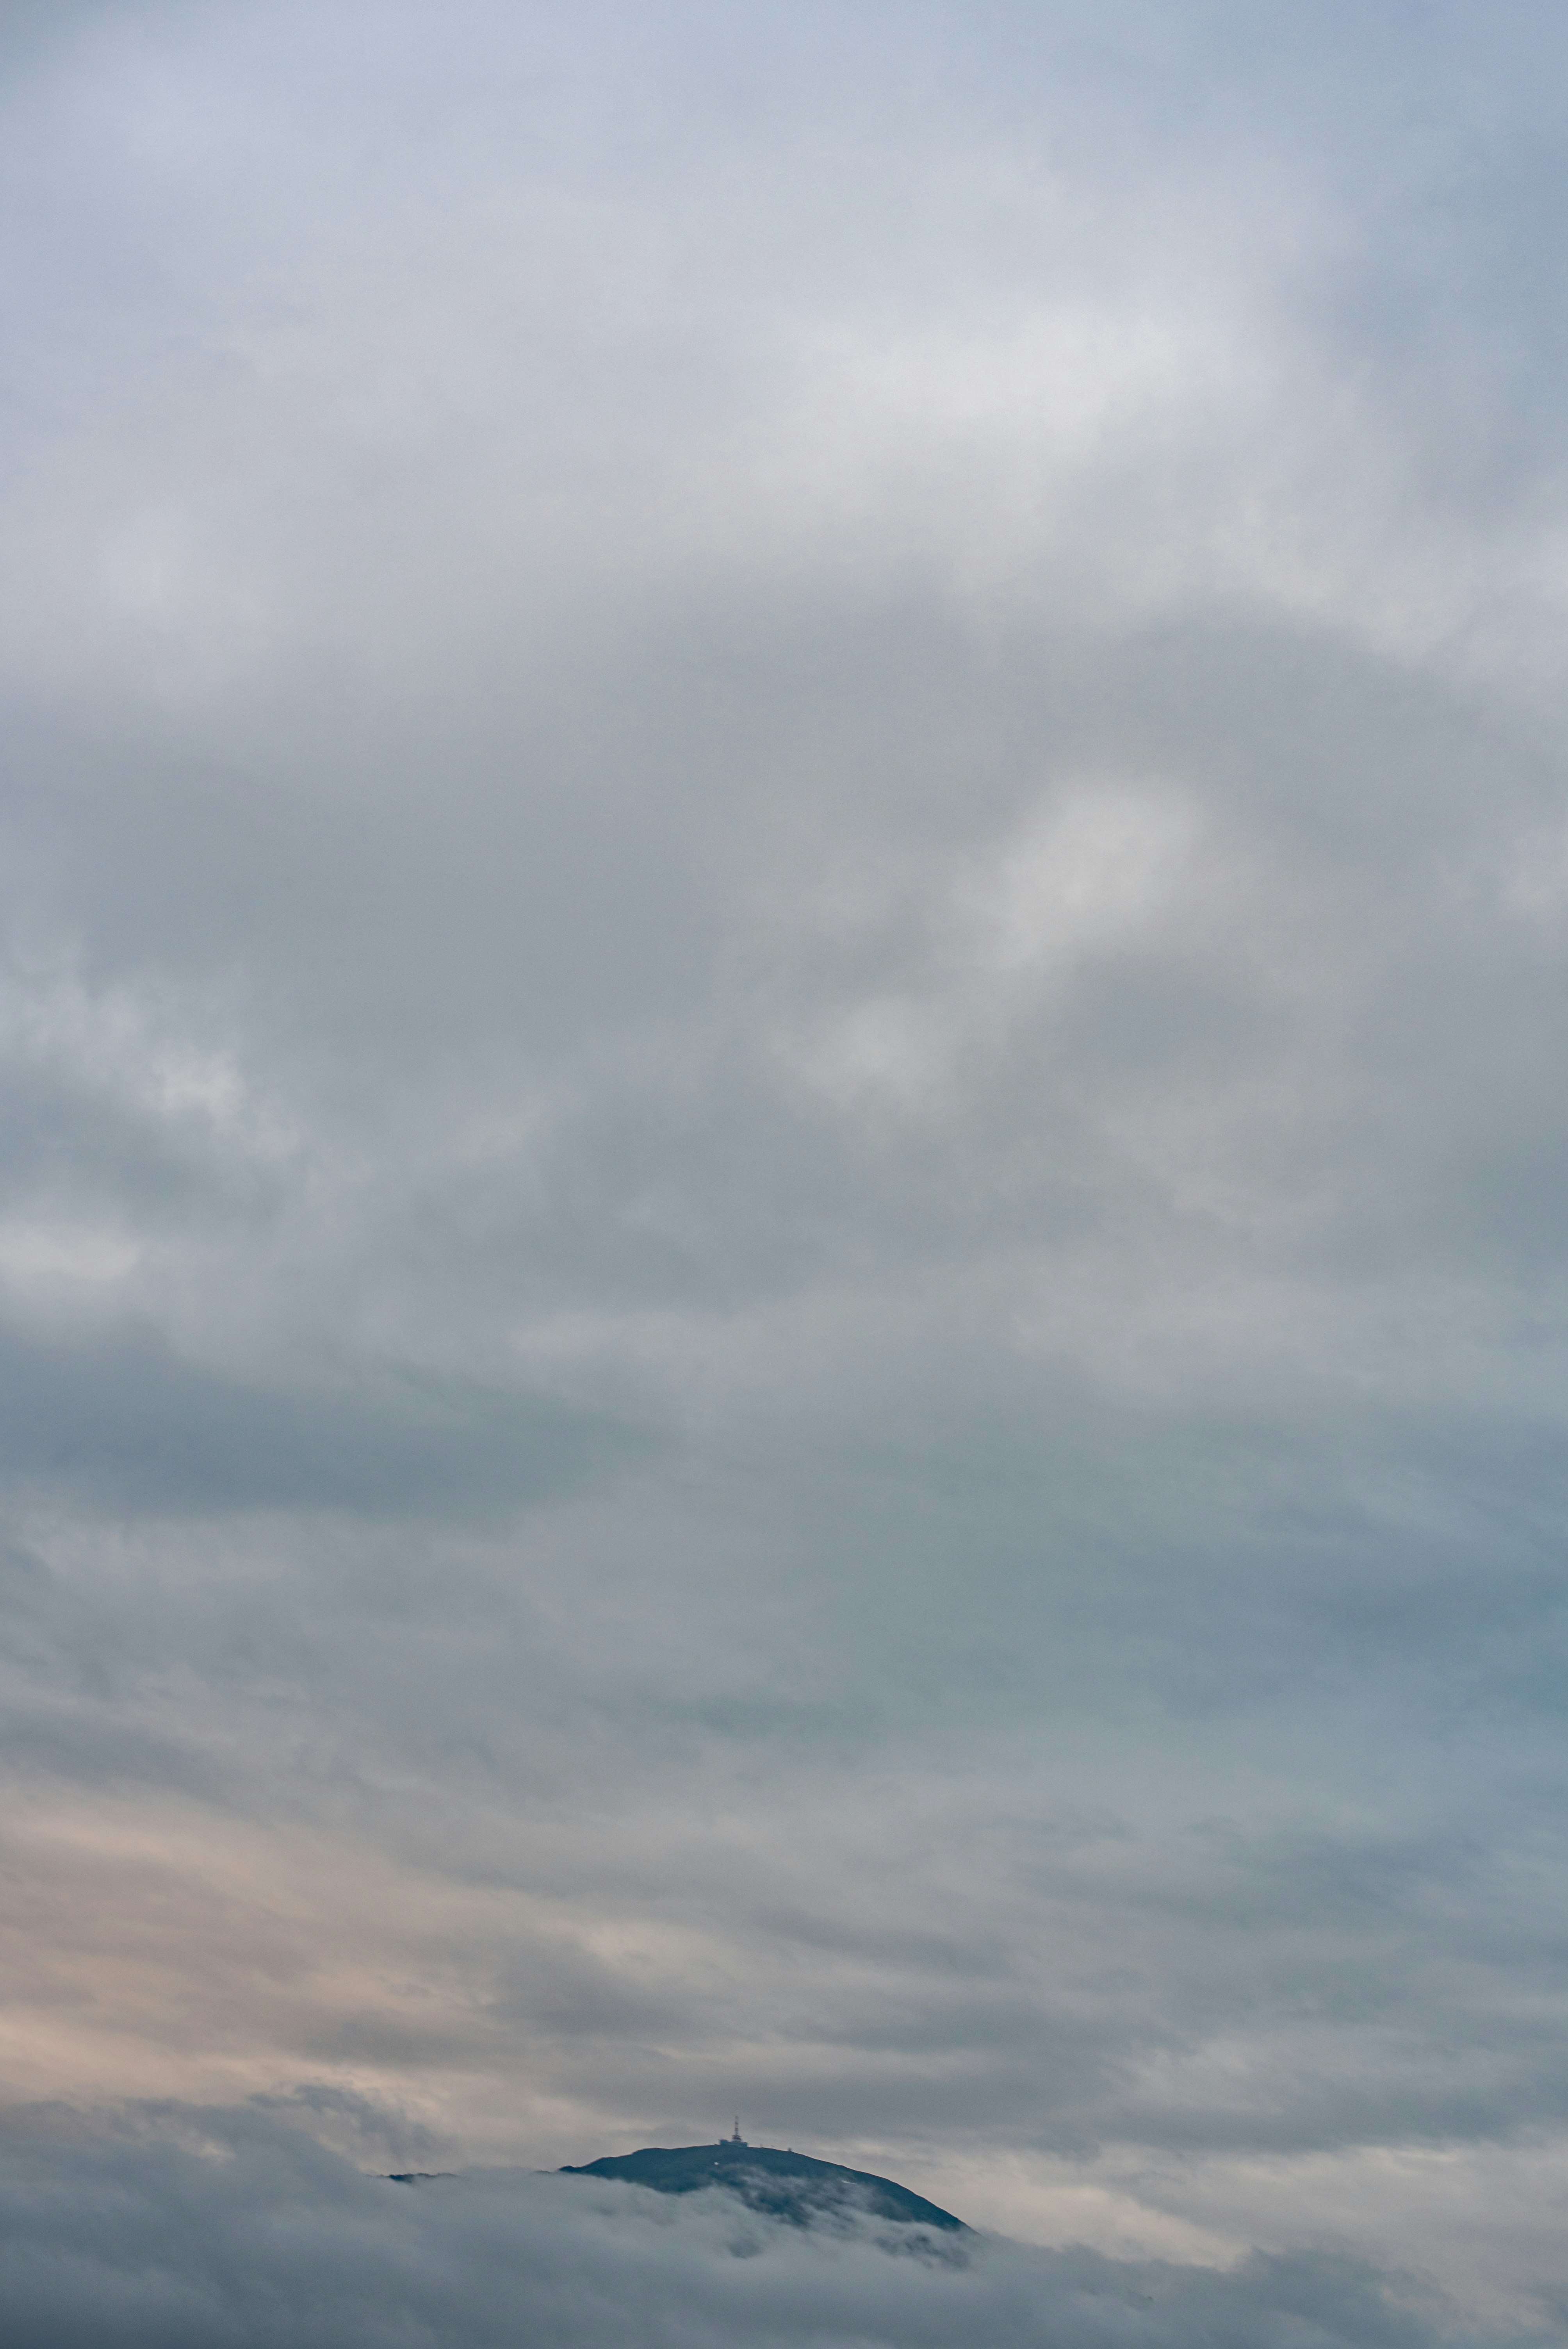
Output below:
[731,2116,743,2144]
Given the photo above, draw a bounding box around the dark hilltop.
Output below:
[559,2128,969,2233]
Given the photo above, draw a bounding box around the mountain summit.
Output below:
[559,2134,969,2232]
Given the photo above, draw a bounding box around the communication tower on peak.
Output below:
[731,2116,744,2144]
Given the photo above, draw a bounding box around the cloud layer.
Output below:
[4,0,1568,2328]
[0,2118,1536,2349]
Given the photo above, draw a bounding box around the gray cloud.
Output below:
[4,0,1568,2324]
[0,2117,1538,2349]
[0,1315,656,1516]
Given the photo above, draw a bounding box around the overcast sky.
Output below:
[5,0,1568,2337]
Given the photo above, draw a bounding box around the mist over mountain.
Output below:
[0,2116,1545,2349]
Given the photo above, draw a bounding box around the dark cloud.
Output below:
[0,1315,656,1517]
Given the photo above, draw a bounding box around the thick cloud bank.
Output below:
[0,2118,1529,2349]
[7,0,1568,2325]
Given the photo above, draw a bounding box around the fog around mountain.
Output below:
[0,2117,1544,2349]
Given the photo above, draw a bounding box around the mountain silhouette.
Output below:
[559,2136,969,2232]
